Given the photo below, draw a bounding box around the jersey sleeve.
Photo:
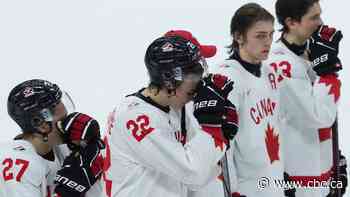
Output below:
[224,144,239,195]
[186,165,223,196]
[267,52,340,129]
[279,76,339,128]
[115,106,227,187]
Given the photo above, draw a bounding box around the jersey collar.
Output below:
[230,52,262,77]
[41,150,55,161]
[128,89,170,113]
[280,36,307,56]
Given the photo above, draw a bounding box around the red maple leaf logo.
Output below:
[265,123,280,164]
[201,126,227,151]
[319,75,341,102]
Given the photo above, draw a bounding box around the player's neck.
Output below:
[24,135,52,155]
[283,32,307,46]
[142,88,170,108]
[239,49,261,65]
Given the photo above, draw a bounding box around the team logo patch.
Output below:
[161,42,174,52]
[23,87,34,98]
[265,123,280,164]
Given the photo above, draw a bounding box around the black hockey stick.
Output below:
[332,118,341,197]
[222,152,232,197]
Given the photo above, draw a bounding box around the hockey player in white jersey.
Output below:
[215,3,285,197]
[265,0,348,196]
[161,31,235,197]
[100,33,239,197]
[1,79,105,197]
[170,4,284,197]
[1,79,74,197]
[189,3,288,197]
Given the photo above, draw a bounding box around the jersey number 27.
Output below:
[2,158,29,182]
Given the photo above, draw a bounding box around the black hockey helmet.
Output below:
[144,36,207,91]
[7,79,74,134]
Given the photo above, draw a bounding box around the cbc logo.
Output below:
[257,177,270,190]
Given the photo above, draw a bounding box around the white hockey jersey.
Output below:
[208,58,284,197]
[0,139,103,197]
[264,40,340,197]
[0,140,50,197]
[99,90,226,197]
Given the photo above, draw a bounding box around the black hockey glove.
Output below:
[193,74,238,142]
[327,151,348,197]
[54,140,105,197]
[56,112,101,150]
[308,25,343,76]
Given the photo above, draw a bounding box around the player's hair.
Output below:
[148,82,162,95]
[228,3,274,57]
[275,0,320,32]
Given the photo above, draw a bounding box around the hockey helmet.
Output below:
[7,79,75,134]
[145,36,208,91]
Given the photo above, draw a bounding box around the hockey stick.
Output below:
[332,117,341,197]
[222,152,232,197]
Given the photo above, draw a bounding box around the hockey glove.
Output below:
[202,73,234,99]
[308,25,343,76]
[54,140,105,197]
[193,74,238,143]
[56,112,101,150]
[327,151,348,197]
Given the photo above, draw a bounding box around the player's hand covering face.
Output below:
[193,74,238,142]
[169,58,207,108]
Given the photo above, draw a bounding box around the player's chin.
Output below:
[183,97,192,105]
[178,96,191,106]
[47,129,64,146]
[259,53,269,61]
[306,30,315,40]
[260,48,270,58]
[179,97,192,108]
